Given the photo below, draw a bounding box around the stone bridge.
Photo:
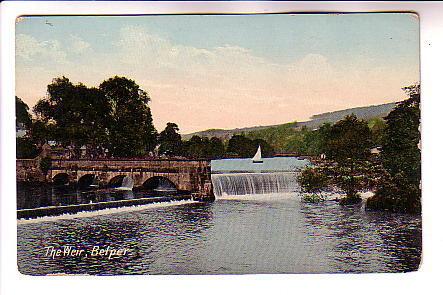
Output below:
[18,158,213,199]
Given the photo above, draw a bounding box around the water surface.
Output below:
[17,194,421,275]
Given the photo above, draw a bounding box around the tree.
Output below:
[322,114,372,166]
[33,77,112,156]
[15,96,32,129]
[381,84,420,185]
[208,137,225,159]
[300,115,373,203]
[16,137,39,159]
[158,122,182,156]
[368,83,421,213]
[227,134,254,157]
[16,96,39,158]
[368,117,386,147]
[99,76,157,157]
[183,135,225,159]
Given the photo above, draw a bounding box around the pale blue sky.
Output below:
[16,14,419,133]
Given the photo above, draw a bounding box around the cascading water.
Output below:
[211,172,300,197]
[116,176,134,190]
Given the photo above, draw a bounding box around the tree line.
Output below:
[16,76,272,160]
[298,84,421,214]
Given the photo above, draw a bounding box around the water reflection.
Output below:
[17,195,421,275]
[17,183,180,210]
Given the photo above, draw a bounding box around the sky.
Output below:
[15,14,419,134]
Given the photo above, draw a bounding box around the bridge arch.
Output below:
[52,173,69,186]
[143,176,178,193]
[108,175,134,189]
[78,174,97,189]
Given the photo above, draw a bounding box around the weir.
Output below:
[210,156,310,198]
[211,172,300,197]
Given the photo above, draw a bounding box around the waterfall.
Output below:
[211,172,300,197]
[115,176,134,190]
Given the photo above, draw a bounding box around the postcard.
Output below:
[15,13,421,275]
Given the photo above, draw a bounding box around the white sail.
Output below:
[252,146,263,163]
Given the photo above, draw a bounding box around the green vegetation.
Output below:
[298,83,421,213]
[158,122,182,156]
[298,167,328,203]
[182,136,224,159]
[16,96,32,129]
[31,76,157,158]
[298,115,373,204]
[100,76,158,157]
[226,134,274,158]
[15,76,421,214]
[367,84,421,214]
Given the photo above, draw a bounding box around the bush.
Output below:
[298,167,329,195]
[16,138,39,159]
[367,172,421,214]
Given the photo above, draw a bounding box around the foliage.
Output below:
[317,115,373,199]
[368,172,421,213]
[298,167,329,195]
[381,84,420,186]
[100,76,157,157]
[16,137,39,159]
[33,77,112,155]
[182,135,225,159]
[158,122,182,156]
[246,122,297,153]
[301,194,326,203]
[322,114,373,165]
[32,76,157,158]
[227,134,274,158]
[368,117,386,147]
[15,96,32,129]
[368,83,421,214]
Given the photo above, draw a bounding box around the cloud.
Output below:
[69,35,91,54]
[16,34,67,64]
[15,25,419,133]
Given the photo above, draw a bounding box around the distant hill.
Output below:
[182,102,396,140]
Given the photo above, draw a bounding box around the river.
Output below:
[17,192,421,275]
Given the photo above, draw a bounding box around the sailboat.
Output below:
[252,146,264,163]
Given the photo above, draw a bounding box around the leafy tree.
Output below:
[33,77,112,155]
[16,137,39,159]
[368,84,421,213]
[208,137,225,159]
[298,167,329,196]
[227,134,255,158]
[183,135,225,159]
[15,96,32,129]
[99,76,157,157]
[322,114,372,166]
[368,117,386,147]
[227,134,273,158]
[381,84,420,185]
[158,122,182,156]
[300,115,373,203]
